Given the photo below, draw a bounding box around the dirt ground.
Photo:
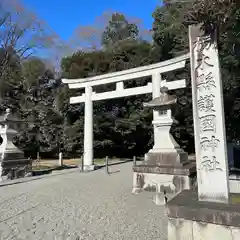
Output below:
[32,158,80,167]
[32,158,118,168]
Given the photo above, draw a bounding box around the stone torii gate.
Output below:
[62,54,190,171]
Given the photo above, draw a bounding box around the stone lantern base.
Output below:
[132,160,196,205]
[132,121,196,205]
[0,148,32,181]
[133,88,197,205]
[0,109,32,181]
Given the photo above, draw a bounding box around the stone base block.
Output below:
[145,150,188,166]
[132,163,196,205]
[168,218,240,240]
[167,190,240,240]
[83,165,96,172]
[2,150,24,160]
[0,158,32,180]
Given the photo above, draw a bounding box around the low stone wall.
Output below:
[167,190,240,240]
[168,218,240,240]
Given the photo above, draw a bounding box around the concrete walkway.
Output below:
[0,162,167,240]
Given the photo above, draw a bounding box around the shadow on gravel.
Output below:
[108,170,121,175]
[0,165,78,188]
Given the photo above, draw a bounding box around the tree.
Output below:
[0,1,73,158]
[184,0,240,142]
[151,1,195,152]
[61,33,154,157]
[17,57,63,157]
[8,2,238,159]
[0,0,64,113]
[152,1,189,61]
[152,0,240,148]
[101,13,139,48]
[68,11,150,51]
[0,47,23,112]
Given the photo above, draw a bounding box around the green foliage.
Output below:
[61,36,153,157]
[0,47,23,112]
[101,13,139,48]
[153,0,240,143]
[152,1,189,60]
[16,57,63,157]
[1,6,239,159]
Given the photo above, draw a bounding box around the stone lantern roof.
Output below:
[143,87,177,108]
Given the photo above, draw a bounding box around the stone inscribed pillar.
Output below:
[189,25,229,203]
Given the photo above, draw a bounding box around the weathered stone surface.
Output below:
[132,169,196,205]
[168,217,240,240]
[167,190,240,227]
[189,25,229,203]
[144,151,188,166]
[133,162,196,176]
[168,218,192,240]
[192,221,239,240]
[136,77,196,205]
[83,164,96,172]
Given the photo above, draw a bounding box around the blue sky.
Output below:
[22,0,162,41]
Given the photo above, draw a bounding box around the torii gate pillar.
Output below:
[84,86,94,171]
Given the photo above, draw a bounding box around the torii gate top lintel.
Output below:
[62,54,190,104]
[62,53,190,89]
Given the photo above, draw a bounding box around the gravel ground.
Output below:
[0,162,167,240]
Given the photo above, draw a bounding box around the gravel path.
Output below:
[0,162,167,240]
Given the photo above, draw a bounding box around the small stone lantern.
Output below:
[143,86,188,166]
[0,109,32,180]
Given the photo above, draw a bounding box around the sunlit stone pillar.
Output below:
[83,85,94,171]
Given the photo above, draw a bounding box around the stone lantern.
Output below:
[132,87,196,205]
[0,109,32,180]
[143,86,188,165]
